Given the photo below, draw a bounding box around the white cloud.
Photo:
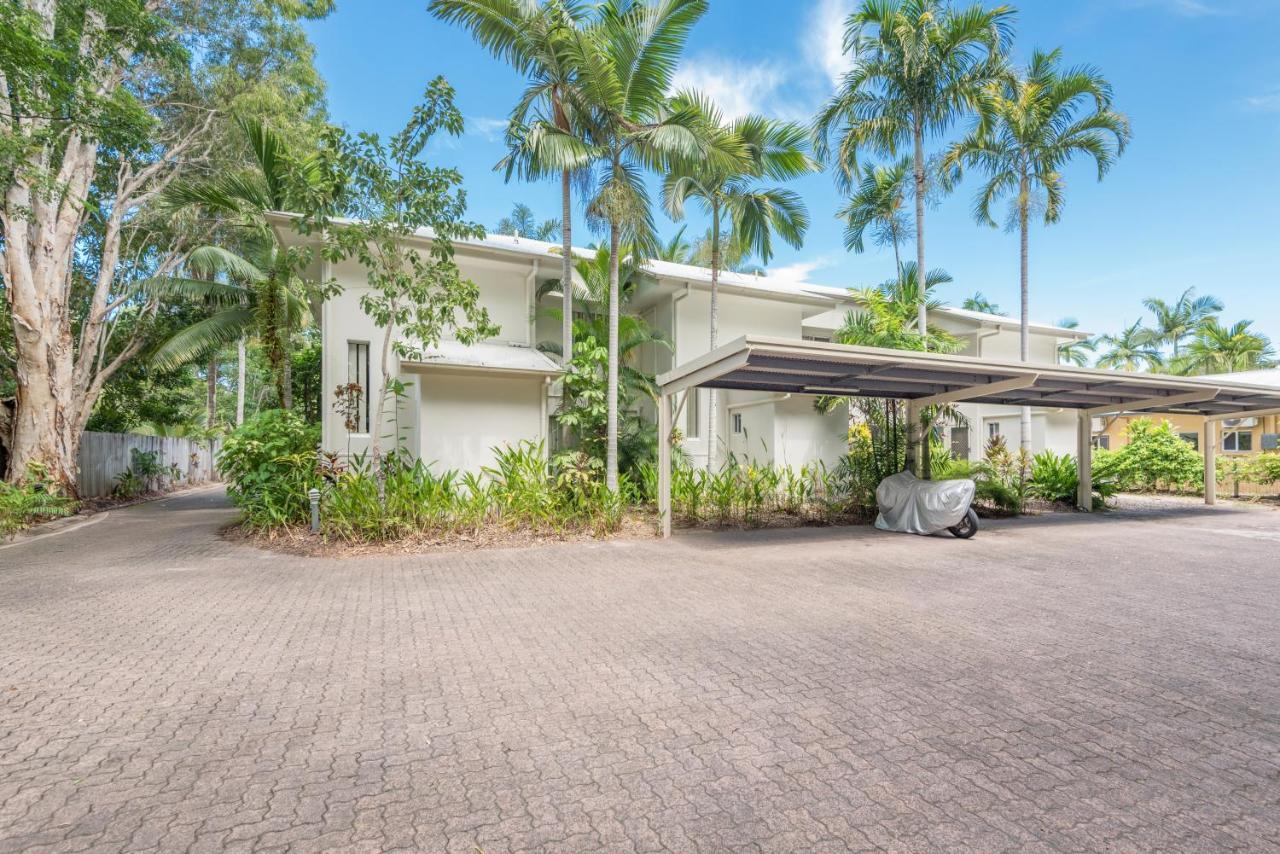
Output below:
[1120,0,1223,16]
[670,57,787,120]
[769,256,840,283]
[806,0,854,89]
[467,116,509,143]
[1244,89,1280,112]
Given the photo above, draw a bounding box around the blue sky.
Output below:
[305,0,1280,342]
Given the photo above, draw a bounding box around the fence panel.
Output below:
[77,432,221,499]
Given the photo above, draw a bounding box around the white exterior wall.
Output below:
[321,251,549,471]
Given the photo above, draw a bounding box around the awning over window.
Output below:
[401,341,563,379]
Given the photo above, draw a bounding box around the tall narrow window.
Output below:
[347,341,370,433]
[686,389,701,438]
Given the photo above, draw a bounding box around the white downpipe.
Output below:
[525,260,539,346]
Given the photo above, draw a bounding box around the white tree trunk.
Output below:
[707,207,721,473]
[236,337,247,426]
[1019,176,1032,462]
[606,222,621,492]
[560,169,574,365]
[913,118,928,347]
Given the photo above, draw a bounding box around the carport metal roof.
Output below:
[653,336,1280,537]
[656,336,1280,418]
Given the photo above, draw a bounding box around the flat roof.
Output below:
[657,336,1280,418]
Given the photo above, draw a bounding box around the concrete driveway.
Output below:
[1,488,1278,852]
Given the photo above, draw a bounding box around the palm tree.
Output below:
[813,0,1014,344]
[962,292,1004,315]
[566,0,724,490]
[664,96,818,470]
[431,0,594,374]
[1096,320,1163,372]
[655,225,693,262]
[1183,319,1277,375]
[494,202,562,240]
[1142,287,1223,361]
[838,156,912,273]
[848,262,960,353]
[1055,317,1096,367]
[161,116,321,410]
[943,47,1129,457]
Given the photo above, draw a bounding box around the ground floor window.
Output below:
[1223,431,1252,452]
[987,421,1000,441]
[1092,435,1111,450]
[1179,432,1200,450]
[731,412,743,434]
[347,341,370,433]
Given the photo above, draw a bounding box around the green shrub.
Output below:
[973,435,1029,514]
[1028,450,1077,504]
[1104,419,1204,493]
[0,465,78,538]
[319,442,625,543]
[1249,452,1280,485]
[219,410,321,528]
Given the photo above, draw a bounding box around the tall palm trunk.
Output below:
[236,337,247,426]
[912,116,928,347]
[1019,173,1031,462]
[606,220,621,491]
[912,115,930,478]
[206,356,218,430]
[560,169,574,365]
[282,342,293,410]
[707,204,721,472]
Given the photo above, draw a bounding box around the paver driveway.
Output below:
[1,488,1278,853]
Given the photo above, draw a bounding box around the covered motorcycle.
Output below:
[874,471,979,538]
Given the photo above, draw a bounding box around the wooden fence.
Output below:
[77,432,221,499]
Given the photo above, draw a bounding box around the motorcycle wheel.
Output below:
[948,508,979,539]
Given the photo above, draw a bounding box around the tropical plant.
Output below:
[664,95,818,471]
[1096,320,1163,372]
[1182,319,1277,375]
[656,225,694,262]
[219,409,322,528]
[963,292,1004,315]
[842,263,962,353]
[156,116,327,410]
[1142,287,1223,362]
[814,0,1014,342]
[0,466,78,539]
[566,0,723,490]
[554,334,660,476]
[944,47,1130,457]
[838,156,913,273]
[313,79,500,500]
[973,434,1030,513]
[1027,450,1077,503]
[1055,317,1097,366]
[432,0,595,372]
[1097,419,1203,493]
[494,202,562,240]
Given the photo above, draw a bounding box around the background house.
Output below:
[1095,368,1280,455]
[285,221,1090,473]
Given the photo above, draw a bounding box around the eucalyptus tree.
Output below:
[0,0,331,493]
[943,47,1129,456]
[1183,319,1276,375]
[813,0,1014,345]
[1096,321,1163,372]
[1142,287,1223,361]
[567,0,726,490]
[430,0,593,369]
[664,95,818,470]
[838,157,913,273]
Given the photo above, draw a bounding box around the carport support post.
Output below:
[658,391,672,538]
[905,399,922,477]
[1076,410,1093,512]
[1204,419,1217,506]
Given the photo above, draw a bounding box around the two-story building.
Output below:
[275,216,1089,473]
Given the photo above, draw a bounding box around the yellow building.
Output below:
[1094,368,1280,457]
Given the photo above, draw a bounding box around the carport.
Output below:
[655,336,1280,537]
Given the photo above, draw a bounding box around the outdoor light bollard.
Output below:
[309,488,321,533]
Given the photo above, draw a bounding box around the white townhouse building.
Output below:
[273,216,1090,473]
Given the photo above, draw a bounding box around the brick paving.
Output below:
[1,487,1278,852]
